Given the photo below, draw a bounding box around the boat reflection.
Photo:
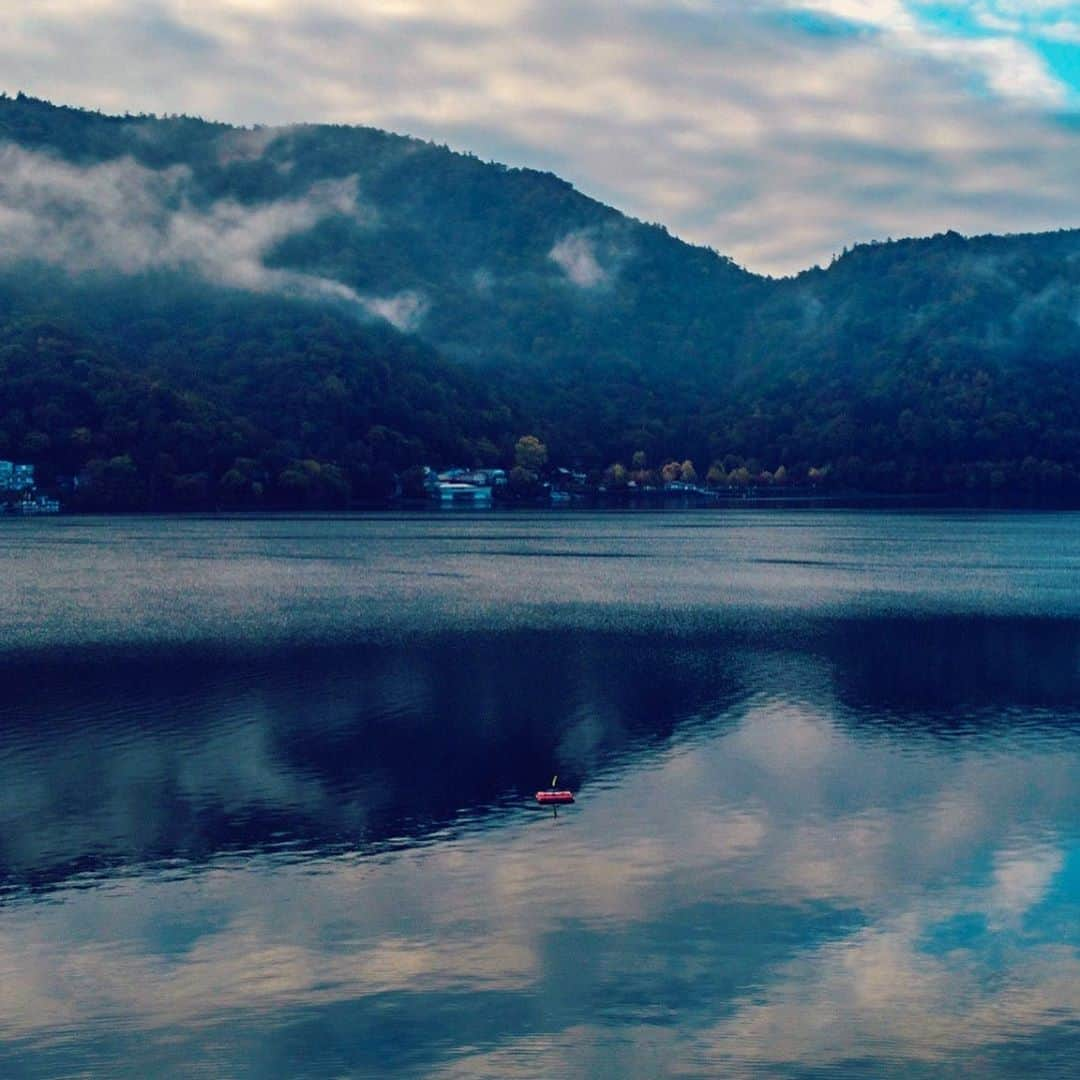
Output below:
[0,616,1077,1076]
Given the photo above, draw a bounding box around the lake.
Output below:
[1,511,1079,1077]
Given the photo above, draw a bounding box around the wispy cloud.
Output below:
[548,228,631,288]
[0,683,1075,1073]
[550,232,607,288]
[0,143,425,330]
[791,1,1079,104]
[0,1,1077,273]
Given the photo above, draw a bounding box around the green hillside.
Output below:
[1,93,1078,507]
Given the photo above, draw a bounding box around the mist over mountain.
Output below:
[1,93,1078,508]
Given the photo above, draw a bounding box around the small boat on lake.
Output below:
[535,775,574,805]
[536,789,575,805]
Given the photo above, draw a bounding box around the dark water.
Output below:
[1,511,1079,1077]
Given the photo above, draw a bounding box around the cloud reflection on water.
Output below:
[0,514,1078,1075]
[0,632,1076,1074]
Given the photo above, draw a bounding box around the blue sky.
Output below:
[0,1,1077,274]
[909,2,1079,102]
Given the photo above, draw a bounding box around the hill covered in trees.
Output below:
[1,93,1078,508]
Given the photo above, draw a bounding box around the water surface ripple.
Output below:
[1,511,1078,1077]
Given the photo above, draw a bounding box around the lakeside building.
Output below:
[12,494,61,514]
[436,468,506,488]
[0,460,61,513]
[436,482,492,504]
[421,465,505,505]
[0,461,36,492]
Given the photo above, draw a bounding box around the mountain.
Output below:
[1,93,1078,508]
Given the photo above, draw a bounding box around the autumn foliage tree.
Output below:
[514,435,548,473]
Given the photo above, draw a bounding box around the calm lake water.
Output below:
[2,511,1079,1077]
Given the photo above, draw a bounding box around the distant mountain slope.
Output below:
[1,93,1079,505]
[718,230,1080,492]
[0,93,756,364]
[0,266,517,509]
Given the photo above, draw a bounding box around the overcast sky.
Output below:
[2,1,1078,275]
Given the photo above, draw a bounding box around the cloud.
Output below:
[364,289,429,332]
[962,2,1080,44]
[0,678,1076,1074]
[1,3,1078,273]
[692,923,1080,1071]
[550,231,607,287]
[790,2,1073,101]
[215,124,288,165]
[0,142,424,329]
[988,844,1064,926]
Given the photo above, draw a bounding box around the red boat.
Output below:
[536,775,574,805]
[536,789,575,805]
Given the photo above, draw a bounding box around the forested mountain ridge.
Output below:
[0,265,519,508]
[1,93,1079,508]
